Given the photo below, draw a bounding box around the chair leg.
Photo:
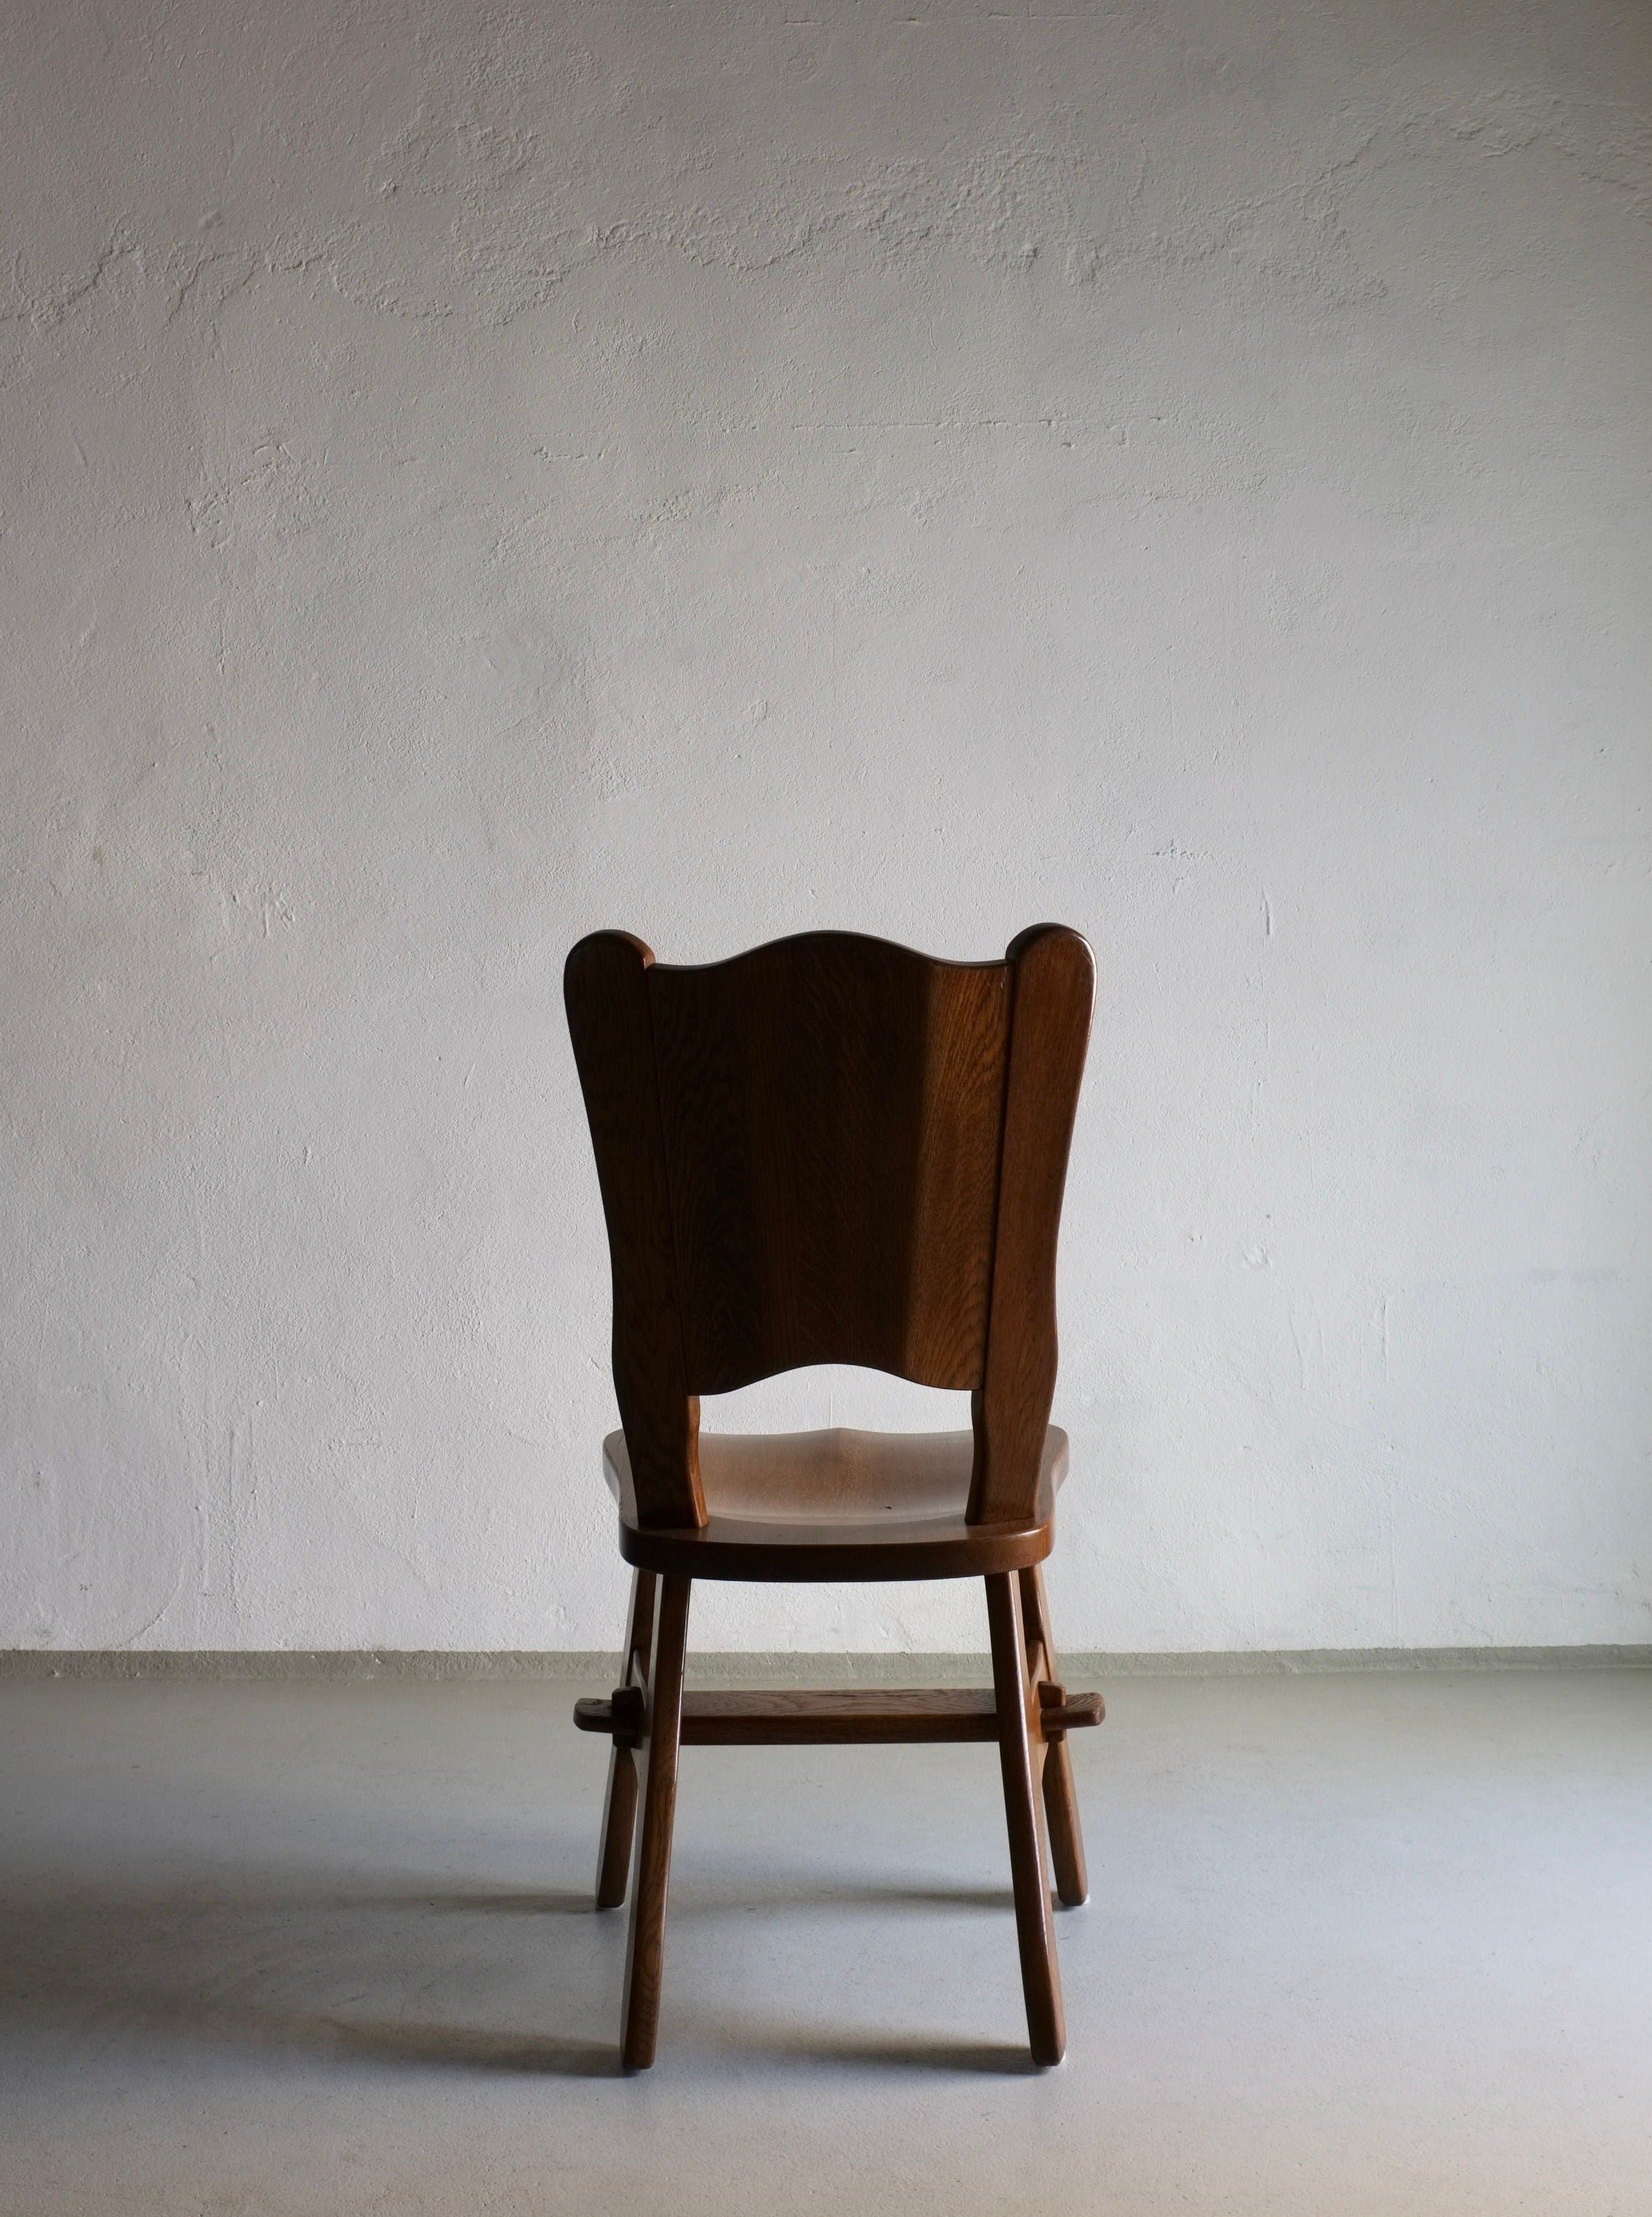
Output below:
[985,1571,1065,2066]
[596,1569,657,1909]
[1019,1564,1089,1908]
[620,1572,691,2071]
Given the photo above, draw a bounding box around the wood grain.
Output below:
[594,1569,656,1907]
[563,935,704,1530]
[646,932,1010,1393]
[986,1568,1066,2065]
[1022,1561,1090,1906]
[620,1572,691,2071]
[567,925,1091,1543]
[601,1424,1066,1581]
[574,1684,1106,1745]
[565,924,1097,2068]
[970,925,1095,1525]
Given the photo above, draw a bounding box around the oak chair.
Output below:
[564,924,1102,2069]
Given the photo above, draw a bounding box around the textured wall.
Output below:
[2,0,1649,1655]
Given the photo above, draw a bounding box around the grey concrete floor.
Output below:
[1,1671,1649,2216]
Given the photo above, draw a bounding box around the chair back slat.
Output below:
[650,935,1008,1394]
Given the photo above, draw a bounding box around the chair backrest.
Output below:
[565,926,1093,1531]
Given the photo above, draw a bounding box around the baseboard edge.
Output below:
[3,1644,1649,1683]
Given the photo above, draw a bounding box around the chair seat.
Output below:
[602,1425,1068,1581]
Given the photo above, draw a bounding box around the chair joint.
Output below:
[1036,1680,1105,1741]
[574,1686,646,1747]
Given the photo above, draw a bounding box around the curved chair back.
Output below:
[565,926,1092,1530]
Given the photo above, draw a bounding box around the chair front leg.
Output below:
[620,1571,692,2070]
[1019,1563,1089,1908]
[596,1569,658,1908]
[986,1571,1065,2066]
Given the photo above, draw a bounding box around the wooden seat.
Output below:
[566,924,1099,2069]
[602,1424,1069,1579]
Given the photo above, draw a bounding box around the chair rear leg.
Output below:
[621,1572,691,2070]
[986,1571,1065,2066]
[596,1569,657,1908]
[1019,1564,1089,1908]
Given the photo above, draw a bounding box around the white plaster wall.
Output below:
[2,0,1649,1655]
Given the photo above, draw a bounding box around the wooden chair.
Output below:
[564,924,1102,2069]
